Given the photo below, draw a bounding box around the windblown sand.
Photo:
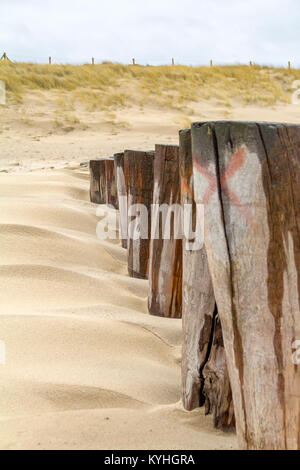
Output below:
[2,101,298,450]
[0,166,237,450]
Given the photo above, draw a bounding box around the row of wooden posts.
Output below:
[45,56,293,69]
[0,53,294,70]
[89,121,300,450]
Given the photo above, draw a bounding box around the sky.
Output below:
[0,0,299,66]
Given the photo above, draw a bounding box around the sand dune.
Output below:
[0,165,237,450]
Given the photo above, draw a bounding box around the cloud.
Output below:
[0,0,299,66]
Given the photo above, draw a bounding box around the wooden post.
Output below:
[89,159,106,204]
[49,56,52,65]
[203,314,235,430]
[114,153,127,249]
[192,120,300,450]
[92,57,95,65]
[1,52,11,61]
[124,150,154,279]
[288,61,291,71]
[105,158,118,209]
[172,58,175,66]
[210,60,213,67]
[179,129,234,427]
[132,58,135,65]
[148,145,182,318]
[180,129,216,408]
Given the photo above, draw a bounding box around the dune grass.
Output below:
[1,61,299,111]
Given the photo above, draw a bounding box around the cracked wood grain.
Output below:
[124,150,154,279]
[180,129,233,428]
[148,144,182,318]
[192,120,300,450]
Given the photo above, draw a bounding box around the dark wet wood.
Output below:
[192,120,300,450]
[105,158,118,209]
[124,150,154,279]
[148,144,182,318]
[89,159,106,204]
[114,153,127,249]
[179,129,216,410]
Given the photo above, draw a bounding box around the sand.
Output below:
[0,166,236,450]
[2,99,298,450]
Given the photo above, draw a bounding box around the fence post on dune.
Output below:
[92,57,95,65]
[105,158,118,209]
[114,153,127,249]
[179,129,234,429]
[1,52,11,61]
[148,144,182,319]
[124,150,154,279]
[192,120,300,449]
[49,56,52,65]
[89,159,106,204]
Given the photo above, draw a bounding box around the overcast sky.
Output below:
[0,0,299,66]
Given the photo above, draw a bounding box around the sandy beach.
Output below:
[0,164,237,450]
[1,98,300,450]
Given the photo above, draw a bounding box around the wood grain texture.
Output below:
[89,159,106,204]
[105,158,118,209]
[192,120,300,450]
[179,129,233,428]
[114,153,127,249]
[203,314,235,431]
[180,129,216,409]
[148,144,182,318]
[124,150,154,279]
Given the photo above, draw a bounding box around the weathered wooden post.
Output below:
[92,57,95,65]
[147,144,182,317]
[148,145,182,318]
[288,61,291,71]
[89,159,106,204]
[203,314,235,430]
[179,129,216,409]
[179,129,234,428]
[114,152,127,249]
[132,58,136,66]
[105,157,118,209]
[49,56,52,65]
[124,150,154,279]
[192,120,300,450]
[172,58,175,66]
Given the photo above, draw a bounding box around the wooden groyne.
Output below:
[89,119,300,449]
